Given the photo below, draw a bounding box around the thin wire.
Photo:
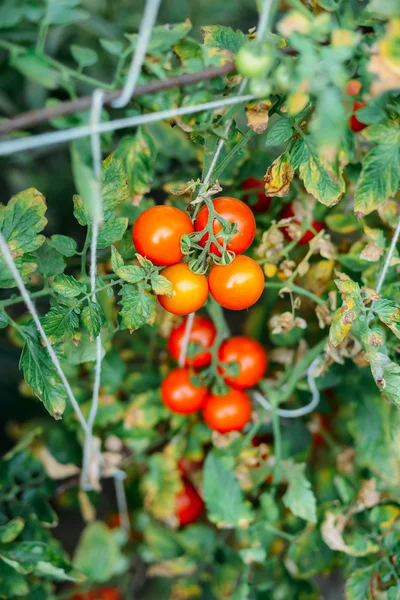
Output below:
[376,221,400,294]
[178,312,195,367]
[112,0,162,109]
[0,95,255,157]
[81,90,105,490]
[0,231,89,433]
[252,357,321,418]
[114,470,131,534]
[257,0,275,39]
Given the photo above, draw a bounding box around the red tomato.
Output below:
[168,316,216,368]
[345,79,362,97]
[158,263,209,316]
[241,177,272,212]
[281,202,324,245]
[71,588,121,600]
[194,197,256,256]
[208,255,264,311]
[132,205,194,266]
[349,100,367,133]
[161,367,208,414]
[203,387,252,432]
[219,336,268,389]
[106,513,121,529]
[176,479,204,526]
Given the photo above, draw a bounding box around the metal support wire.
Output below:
[114,470,131,535]
[376,220,400,294]
[178,312,195,367]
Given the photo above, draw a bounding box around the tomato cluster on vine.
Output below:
[132,197,265,314]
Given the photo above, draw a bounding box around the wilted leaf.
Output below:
[245,101,271,134]
[263,152,294,197]
[329,275,363,346]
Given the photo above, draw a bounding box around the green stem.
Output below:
[36,23,49,53]
[0,288,54,309]
[206,297,230,339]
[271,399,282,490]
[264,280,328,306]
[277,337,327,403]
[264,523,294,542]
[212,129,256,181]
[285,0,315,20]
[80,226,92,278]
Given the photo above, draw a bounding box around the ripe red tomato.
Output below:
[203,387,252,432]
[71,587,121,600]
[161,367,208,414]
[345,79,362,97]
[208,255,264,311]
[168,316,216,368]
[241,177,272,212]
[219,336,268,389]
[158,263,209,316]
[194,197,256,256]
[132,205,194,266]
[176,479,204,526]
[281,202,324,245]
[349,100,367,133]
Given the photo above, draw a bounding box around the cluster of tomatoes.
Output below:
[132,197,265,314]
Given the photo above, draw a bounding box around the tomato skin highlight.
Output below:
[176,480,204,526]
[132,205,194,266]
[349,100,367,133]
[168,315,216,368]
[203,387,252,432]
[241,177,272,212]
[161,367,208,414]
[158,263,209,316]
[208,255,264,311]
[195,197,256,256]
[281,202,324,245]
[219,336,268,389]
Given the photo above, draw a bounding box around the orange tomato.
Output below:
[345,79,362,97]
[168,315,216,368]
[219,336,268,389]
[161,367,208,414]
[203,387,252,432]
[208,255,264,310]
[132,205,194,266]
[158,263,209,315]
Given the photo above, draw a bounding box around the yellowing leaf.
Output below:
[263,152,294,197]
[329,276,364,346]
[245,101,271,134]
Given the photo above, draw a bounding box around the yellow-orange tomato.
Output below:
[208,255,264,310]
[132,205,194,266]
[158,263,209,315]
[203,388,252,432]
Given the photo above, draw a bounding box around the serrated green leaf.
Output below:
[111,245,124,271]
[0,518,24,544]
[0,256,38,289]
[101,153,130,211]
[115,129,157,197]
[265,118,293,146]
[119,285,156,331]
[201,25,246,54]
[150,273,173,296]
[81,301,104,339]
[48,235,77,257]
[52,274,86,298]
[41,305,79,342]
[203,453,254,528]
[345,565,375,600]
[0,188,47,258]
[20,326,67,419]
[73,521,120,583]
[70,44,98,68]
[282,462,316,523]
[97,214,128,249]
[34,241,66,278]
[373,298,400,340]
[126,20,192,54]
[73,194,87,226]
[116,264,145,284]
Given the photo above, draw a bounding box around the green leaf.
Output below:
[0,188,47,258]
[282,462,317,523]
[150,273,173,296]
[20,326,67,419]
[115,129,157,197]
[73,194,87,226]
[119,285,156,331]
[265,118,293,146]
[73,521,120,582]
[367,0,400,18]
[34,241,66,278]
[101,153,130,211]
[81,301,104,339]
[44,0,89,26]
[354,121,400,218]
[52,274,86,298]
[0,518,24,544]
[310,87,346,157]
[97,214,128,249]
[0,256,38,289]
[70,44,98,68]
[288,527,333,579]
[41,305,79,342]
[126,20,192,54]
[345,565,375,600]
[203,453,254,528]
[0,560,29,597]
[373,298,400,340]
[201,25,246,54]
[48,234,77,257]
[0,310,8,329]
[114,261,145,284]
[63,332,106,365]
[99,39,124,56]
[71,142,101,223]
[10,51,61,89]
[290,137,345,207]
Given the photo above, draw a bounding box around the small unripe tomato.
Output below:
[345,79,362,97]
[203,387,252,433]
[236,44,274,78]
[208,255,264,311]
[241,177,271,212]
[219,336,268,389]
[176,479,204,526]
[168,316,216,368]
[161,367,208,414]
[132,205,194,266]
[281,202,324,245]
[249,78,272,98]
[158,263,209,316]
[349,100,367,133]
[195,197,256,257]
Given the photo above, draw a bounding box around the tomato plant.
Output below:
[0,0,400,599]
